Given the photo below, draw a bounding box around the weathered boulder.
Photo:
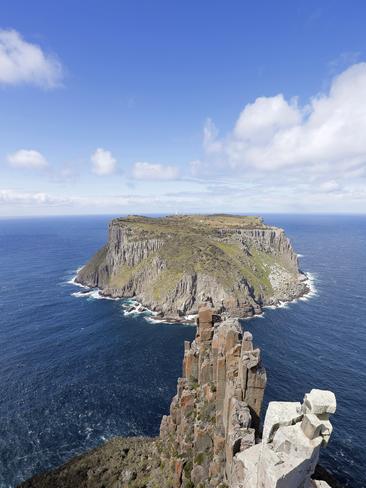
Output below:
[235,390,337,488]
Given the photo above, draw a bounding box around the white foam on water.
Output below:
[72,290,94,298]
[71,288,121,301]
[121,299,158,318]
[89,291,121,301]
[145,316,166,324]
[242,312,265,321]
[66,277,88,289]
[65,266,88,287]
[262,271,318,314]
[299,272,318,301]
[67,266,122,301]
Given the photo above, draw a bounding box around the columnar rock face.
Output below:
[76,215,309,320]
[159,306,267,487]
[160,307,336,488]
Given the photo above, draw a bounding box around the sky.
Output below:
[1,0,366,216]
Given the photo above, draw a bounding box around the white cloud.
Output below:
[319,180,341,193]
[91,148,117,175]
[0,189,69,206]
[2,176,366,216]
[7,149,48,169]
[0,29,63,88]
[132,161,179,180]
[233,94,300,143]
[201,63,366,176]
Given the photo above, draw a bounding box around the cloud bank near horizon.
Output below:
[2,61,366,215]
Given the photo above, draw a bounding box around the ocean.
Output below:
[0,215,364,487]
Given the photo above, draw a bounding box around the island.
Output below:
[75,214,309,321]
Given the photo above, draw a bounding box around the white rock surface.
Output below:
[232,389,337,488]
[262,401,302,444]
[303,389,336,415]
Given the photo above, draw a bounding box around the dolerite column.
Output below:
[196,306,214,386]
[239,331,267,431]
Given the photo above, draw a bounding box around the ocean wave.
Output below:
[65,267,88,288]
[262,271,318,314]
[145,316,166,324]
[121,300,157,317]
[71,290,120,300]
[67,267,121,301]
[67,276,89,289]
[298,272,318,301]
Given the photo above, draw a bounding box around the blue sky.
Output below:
[1,0,366,216]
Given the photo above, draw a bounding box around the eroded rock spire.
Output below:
[160,306,336,488]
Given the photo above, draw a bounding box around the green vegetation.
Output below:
[78,214,298,310]
[106,215,283,301]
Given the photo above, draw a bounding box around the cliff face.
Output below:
[157,307,337,488]
[159,306,267,487]
[76,215,308,320]
[20,307,338,488]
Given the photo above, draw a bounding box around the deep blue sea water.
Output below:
[0,215,365,488]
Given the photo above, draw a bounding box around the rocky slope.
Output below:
[20,307,338,488]
[76,214,309,320]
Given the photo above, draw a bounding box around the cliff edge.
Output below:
[76,214,309,320]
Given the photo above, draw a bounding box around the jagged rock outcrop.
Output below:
[232,389,337,488]
[158,307,337,488]
[159,305,267,487]
[19,307,337,488]
[76,215,309,320]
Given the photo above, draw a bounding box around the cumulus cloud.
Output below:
[132,161,179,180]
[0,29,63,88]
[91,148,117,175]
[199,63,366,177]
[7,149,48,169]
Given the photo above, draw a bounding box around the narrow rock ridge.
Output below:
[159,306,336,488]
[19,307,337,488]
[76,215,309,320]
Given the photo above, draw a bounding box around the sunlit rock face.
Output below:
[160,307,336,488]
[76,215,309,321]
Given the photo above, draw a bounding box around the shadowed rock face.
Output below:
[76,214,309,320]
[19,308,338,488]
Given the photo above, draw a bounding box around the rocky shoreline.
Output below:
[70,270,314,326]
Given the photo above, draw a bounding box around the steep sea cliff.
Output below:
[76,215,309,320]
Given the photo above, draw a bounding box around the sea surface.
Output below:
[0,215,365,487]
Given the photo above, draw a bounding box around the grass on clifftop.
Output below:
[112,214,268,238]
[108,215,278,299]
